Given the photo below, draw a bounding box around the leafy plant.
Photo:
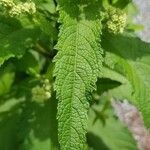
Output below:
[0,0,149,150]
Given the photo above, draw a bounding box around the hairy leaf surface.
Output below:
[54,1,103,149]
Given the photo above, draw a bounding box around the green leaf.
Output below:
[32,0,56,14]
[0,17,21,39]
[15,50,41,75]
[102,33,150,127]
[97,67,133,100]
[0,16,40,66]
[18,97,59,150]
[54,1,103,149]
[0,64,15,96]
[0,97,23,150]
[87,105,137,150]
[112,0,132,8]
[0,93,59,150]
[0,27,39,66]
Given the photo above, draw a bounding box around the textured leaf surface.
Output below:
[54,1,103,149]
[102,33,150,126]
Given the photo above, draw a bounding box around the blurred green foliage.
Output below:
[0,0,149,149]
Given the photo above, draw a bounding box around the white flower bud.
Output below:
[9,4,22,17]
[8,1,36,17]
[106,7,127,34]
[45,92,51,99]
[0,0,15,8]
[31,78,51,103]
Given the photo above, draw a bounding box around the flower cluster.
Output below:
[0,0,14,8]
[106,7,127,34]
[0,0,36,17]
[9,2,36,17]
[32,79,51,103]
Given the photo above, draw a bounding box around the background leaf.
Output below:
[87,102,137,150]
[102,33,150,127]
